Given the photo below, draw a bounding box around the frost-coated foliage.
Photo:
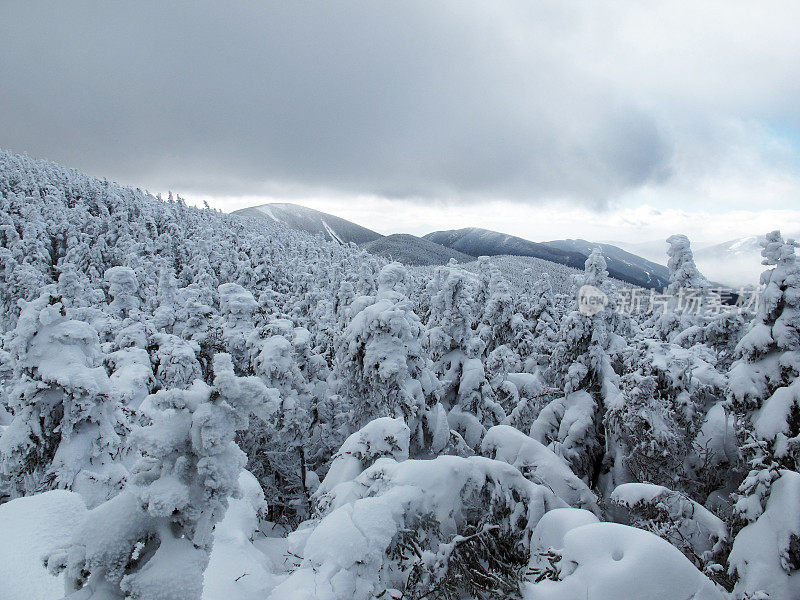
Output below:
[273,452,566,600]
[0,289,127,505]
[666,234,710,294]
[1,149,800,599]
[46,353,276,600]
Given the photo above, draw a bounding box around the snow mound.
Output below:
[530,507,599,552]
[203,471,278,600]
[524,522,725,600]
[0,490,87,600]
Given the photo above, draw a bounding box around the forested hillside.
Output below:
[1,149,799,600]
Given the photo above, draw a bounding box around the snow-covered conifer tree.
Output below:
[0,289,127,505]
[334,262,439,450]
[105,266,142,320]
[533,249,625,489]
[48,353,277,600]
[726,231,800,598]
[217,282,257,372]
[651,234,711,342]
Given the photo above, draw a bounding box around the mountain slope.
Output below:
[424,228,586,269]
[362,234,473,266]
[602,239,671,265]
[543,239,670,290]
[425,228,667,288]
[233,202,382,245]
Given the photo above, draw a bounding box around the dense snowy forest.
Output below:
[0,148,799,600]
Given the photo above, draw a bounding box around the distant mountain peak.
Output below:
[233,202,382,245]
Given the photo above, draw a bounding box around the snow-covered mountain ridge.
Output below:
[235,204,672,288]
[425,227,670,289]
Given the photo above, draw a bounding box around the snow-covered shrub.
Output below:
[272,452,566,600]
[530,390,599,485]
[482,425,600,515]
[314,416,410,500]
[611,482,728,581]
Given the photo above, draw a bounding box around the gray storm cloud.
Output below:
[0,1,798,206]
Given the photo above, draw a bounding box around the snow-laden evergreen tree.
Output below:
[424,260,504,448]
[0,289,128,505]
[424,261,477,397]
[239,324,320,524]
[666,234,710,294]
[0,348,12,427]
[334,262,440,451]
[726,231,800,599]
[533,248,626,490]
[105,266,142,320]
[516,270,560,374]
[728,470,800,600]
[107,321,155,410]
[150,266,180,332]
[217,282,257,371]
[607,338,727,498]
[174,283,220,378]
[650,234,711,342]
[150,332,203,390]
[478,275,518,358]
[57,262,93,309]
[47,353,277,600]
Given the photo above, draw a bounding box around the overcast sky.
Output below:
[2,1,800,246]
